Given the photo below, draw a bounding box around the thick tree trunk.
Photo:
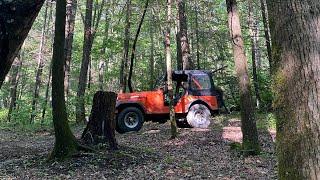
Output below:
[127,0,149,93]
[267,1,320,179]
[64,0,77,99]
[248,0,261,109]
[81,91,118,150]
[0,0,45,89]
[226,0,260,155]
[30,0,49,123]
[177,0,193,70]
[120,0,131,93]
[260,0,272,72]
[7,56,22,122]
[166,0,177,139]
[50,0,79,160]
[76,0,94,123]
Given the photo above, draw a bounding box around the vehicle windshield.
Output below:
[190,74,212,90]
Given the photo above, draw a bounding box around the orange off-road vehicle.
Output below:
[115,70,224,133]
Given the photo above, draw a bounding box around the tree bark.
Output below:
[248,0,261,109]
[260,0,272,72]
[0,0,45,89]
[176,31,183,70]
[42,9,54,124]
[194,2,200,70]
[7,55,22,122]
[149,13,155,90]
[127,0,149,93]
[76,0,105,123]
[177,0,193,70]
[267,0,320,179]
[226,0,260,155]
[120,0,131,93]
[50,0,79,160]
[98,10,110,91]
[166,0,177,139]
[87,59,92,89]
[76,0,94,123]
[81,91,118,150]
[41,62,52,124]
[30,0,49,123]
[64,0,77,99]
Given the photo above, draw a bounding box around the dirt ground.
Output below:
[0,115,277,179]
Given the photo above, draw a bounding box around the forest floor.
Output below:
[0,114,277,179]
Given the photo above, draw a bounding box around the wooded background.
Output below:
[0,0,272,126]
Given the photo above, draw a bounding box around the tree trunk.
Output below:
[166,0,177,139]
[81,91,118,150]
[87,58,92,89]
[177,0,193,70]
[226,0,260,155]
[0,0,45,89]
[127,0,149,93]
[41,62,52,124]
[30,0,49,123]
[76,0,94,123]
[7,55,22,122]
[149,13,155,90]
[120,0,131,93]
[50,0,79,160]
[260,0,272,72]
[42,10,54,124]
[98,10,110,91]
[248,0,261,109]
[194,2,200,70]
[267,1,320,179]
[64,0,77,99]
[176,31,183,70]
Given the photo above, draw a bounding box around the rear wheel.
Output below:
[116,107,144,133]
[186,104,211,128]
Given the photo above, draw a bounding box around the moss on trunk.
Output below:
[50,0,79,160]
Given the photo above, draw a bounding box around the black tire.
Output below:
[176,118,191,128]
[115,118,126,134]
[186,104,211,128]
[116,107,144,133]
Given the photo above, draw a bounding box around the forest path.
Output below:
[0,115,277,179]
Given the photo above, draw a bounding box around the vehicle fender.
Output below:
[116,102,146,114]
[187,100,212,112]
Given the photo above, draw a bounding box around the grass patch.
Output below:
[214,112,276,131]
[256,113,276,131]
[0,109,8,123]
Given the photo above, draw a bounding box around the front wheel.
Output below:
[116,107,144,133]
[176,118,191,128]
[186,104,211,128]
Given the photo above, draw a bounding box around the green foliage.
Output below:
[0,0,273,131]
[0,109,8,123]
[256,112,276,130]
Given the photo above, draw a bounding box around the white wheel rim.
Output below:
[187,104,211,128]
